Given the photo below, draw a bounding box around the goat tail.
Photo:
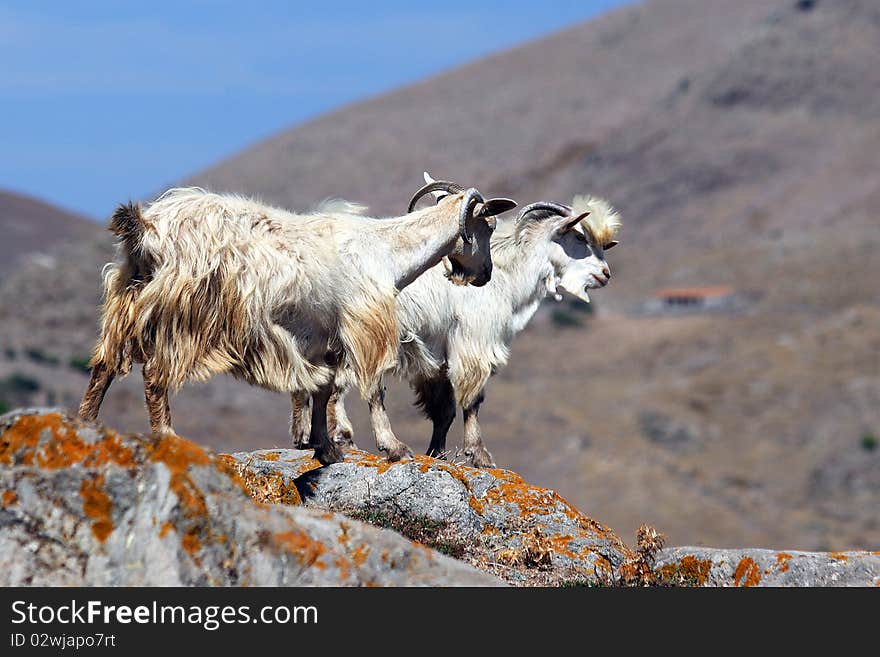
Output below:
[89,203,156,376]
[109,202,147,257]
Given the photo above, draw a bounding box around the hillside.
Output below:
[0,189,95,278]
[0,0,877,551]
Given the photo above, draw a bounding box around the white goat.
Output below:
[316,176,620,466]
[78,184,515,465]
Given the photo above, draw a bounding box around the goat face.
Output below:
[550,225,616,303]
[409,176,516,288]
[445,195,515,287]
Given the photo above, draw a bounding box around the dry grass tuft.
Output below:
[618,523,666,586]
[497,527,554,570]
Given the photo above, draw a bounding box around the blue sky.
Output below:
[0,0,628,218]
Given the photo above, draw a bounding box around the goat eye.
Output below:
[575,232,586,242]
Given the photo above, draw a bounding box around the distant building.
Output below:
[641,286,743,315]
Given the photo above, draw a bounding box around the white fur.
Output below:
[328,193,621,464]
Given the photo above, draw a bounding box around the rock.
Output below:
[0,409,501,586]
[654,547,880,587]
[229,448,633,586]
[7,408,875,588]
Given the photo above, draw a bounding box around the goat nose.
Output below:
[602,267,611,279]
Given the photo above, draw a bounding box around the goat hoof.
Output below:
[382,443,413,463]
[466,448,496,469]
[425,446,446,459]
[334,430,357,450]
[314,443,344,466]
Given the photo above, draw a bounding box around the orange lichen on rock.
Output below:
[657,555,713,586]
[0,413,135,469]
[182,531,201,556]
[593,555,612,574]
[146,434,216,561]
[262,452,280,461]
[350,450,399,475]
[335,555,351,580]
[147,435,209,518]
[733,557,762,587]
[829,552,849,562]
[80,475,114,543]
[548,533,579,561]
[159,521,174,539]
[1,490,17,507]
[480,469,628,555]
[770,552,793,574]
[221,457,302,507]
[351,543,370,567]
[274,530,328,568]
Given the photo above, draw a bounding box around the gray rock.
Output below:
[0,408,501,586]
[655,546,880,587]
[8,408,874,588]
[230,447,633,585]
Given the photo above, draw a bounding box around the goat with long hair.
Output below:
[78,184,515,464]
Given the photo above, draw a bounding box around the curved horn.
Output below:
[516,202,572,223]
[458,188,485,244]
[407,181,465,213]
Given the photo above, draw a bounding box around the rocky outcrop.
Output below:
[3,409,877,587]
[229,448,633,586]
[0,409,500,586]
[654,547,880,587]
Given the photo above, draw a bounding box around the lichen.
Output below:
[0,413,135,469]
[1,490,17,508]
[656,555,713,586]
[770,552,793,574]
[273,530,328,569]
[221,456,302,506]
[733,557,762,587]
[80,475,114,543]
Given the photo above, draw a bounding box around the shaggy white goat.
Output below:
[78,184,515,465]
[318,177,620,466]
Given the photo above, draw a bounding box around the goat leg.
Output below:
[369,383,412,462]
[414,376,456,458]
[78,361,114,422]
[309,383,343,466]
[462,388,495,468]
[290,390,312,448]
[327,385,356,448]
[142,362,174,435]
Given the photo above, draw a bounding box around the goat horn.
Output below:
[458,188,485,244]
[516,202,572,222]
[407,181,465,213]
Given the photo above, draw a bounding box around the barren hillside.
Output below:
[0,189,95,278]
[1,0,877,550]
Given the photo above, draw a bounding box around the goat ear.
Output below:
[422,171,449,202]
[604,240,619,250]
[557,211,589,234]
[477,198,517,218]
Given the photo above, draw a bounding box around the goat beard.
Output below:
[443,256,476,286]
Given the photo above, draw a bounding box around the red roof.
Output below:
[653,286,734,299]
